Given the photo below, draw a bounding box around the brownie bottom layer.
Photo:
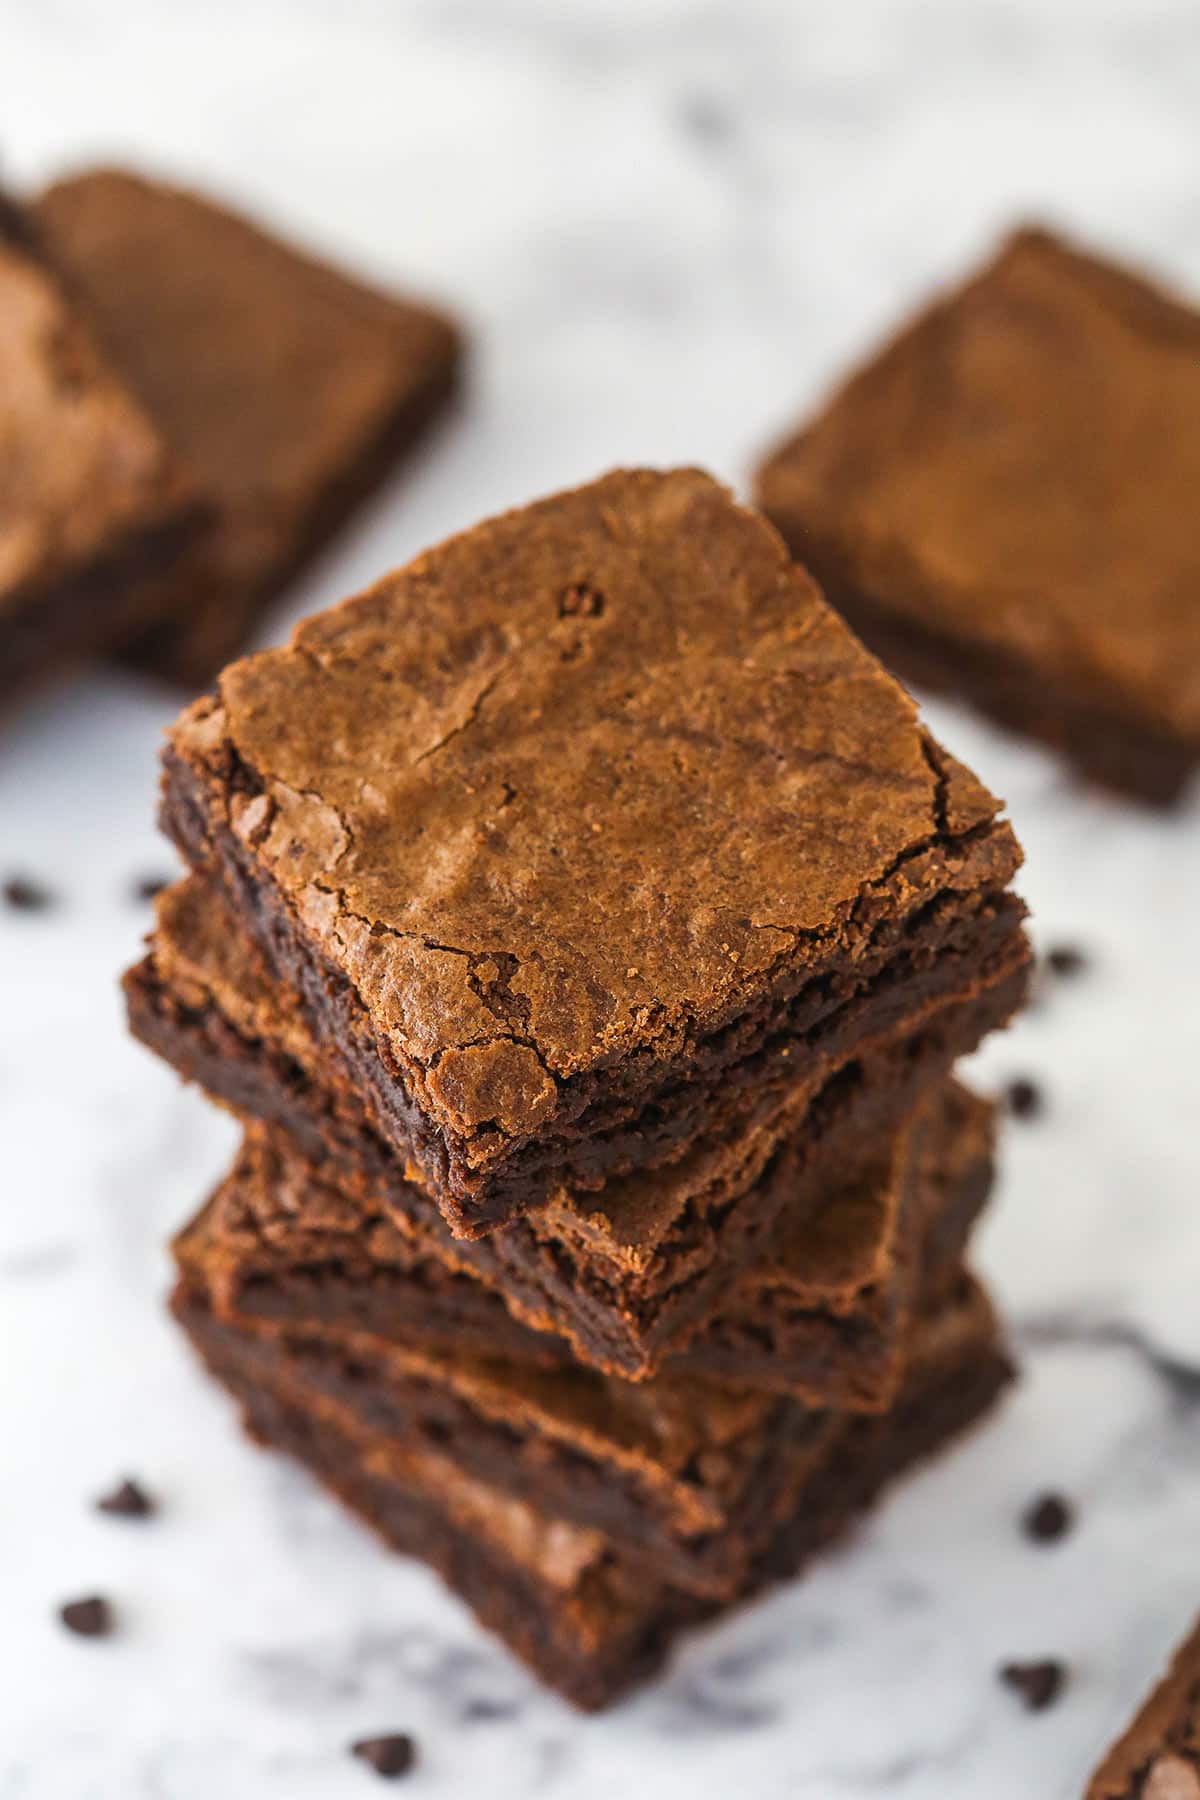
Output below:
[175,1288,1011,1711]
[776,532,1198,807]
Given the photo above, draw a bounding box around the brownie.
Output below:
[174,1077,987,1494]
[159,467,1028,1235]
[173,1189,986,1597]
[756,227,1200,805]
[1088,1618,1200,1799]
[175,1270,1010,1708]
[0,195,203,711]
[129,876,1001,1384]
[34,167,462,688]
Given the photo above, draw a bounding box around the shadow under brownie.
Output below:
[34,166,463,689]
[130,876,1000,1387]
[159,467,1028,1235]
[756,226,1200,805]
[0,193,204,713]
[174,1269,1011,1709]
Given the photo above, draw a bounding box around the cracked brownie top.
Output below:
[166,467,1020,1153]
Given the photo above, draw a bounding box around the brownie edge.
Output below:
[1086,1617,1200,1799]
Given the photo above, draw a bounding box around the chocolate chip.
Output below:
[999,1659,1065,1711]
[3,876,54,912]
[96,1478,156,1519]
[351,1735,416,1779]
[1006,1078,1043,1120]
[59,1595,114,1638]
[1022,1491,1073,1544]
[132,875,169,903]
[1143,1754,1200,1800]
[1047,943,1088,978]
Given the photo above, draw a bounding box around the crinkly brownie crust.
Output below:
[161,467,1026,1232]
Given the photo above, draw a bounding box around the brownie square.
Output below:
[756,226,1200,805]
[128,875,1003,1383]
[34,167,462,688]
[1087,1616,1200,1798]
[171,1071,991,1433]
[174,1270,1010,1710]
[0,196,202,711]
[159,467,1028,1236]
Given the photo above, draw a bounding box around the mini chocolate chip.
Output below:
[1006,1078,1043,1120]
[3,876,54,912]
[96,1478,156,1519]
[1022,1492,1073,1544]
[351,1735,416,1779]
[1047,944,1088,978]
[1000,1659,1066,1711]
[132,875,169,903]
[59,1595,114,1638]
[1143,1754,1200,1800]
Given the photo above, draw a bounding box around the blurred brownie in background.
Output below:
[756,226,1200,805]
[0,193,201,713]
[35,168,463,689]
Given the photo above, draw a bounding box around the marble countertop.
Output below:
[4,2,1200,1794]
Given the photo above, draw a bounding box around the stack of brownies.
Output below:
[126,467,1032,1708]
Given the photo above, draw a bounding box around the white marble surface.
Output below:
[3,2,1200,1794]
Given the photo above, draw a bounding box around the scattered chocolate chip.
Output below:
[1006,1077,1043,1120]
[3,875,55,912]
[999,1658,1066,1711]
[59,1595,114,1638]
[96,1478,156,1519]
[351,1735,416,1780]
[1022,1491,1073,1544]
[1047,943,1088,978]
[132,875,169,903]
[1143,1754,1200,1800]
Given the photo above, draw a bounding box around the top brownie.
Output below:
[756,227,1200,803]
[162,468,1025,1235]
